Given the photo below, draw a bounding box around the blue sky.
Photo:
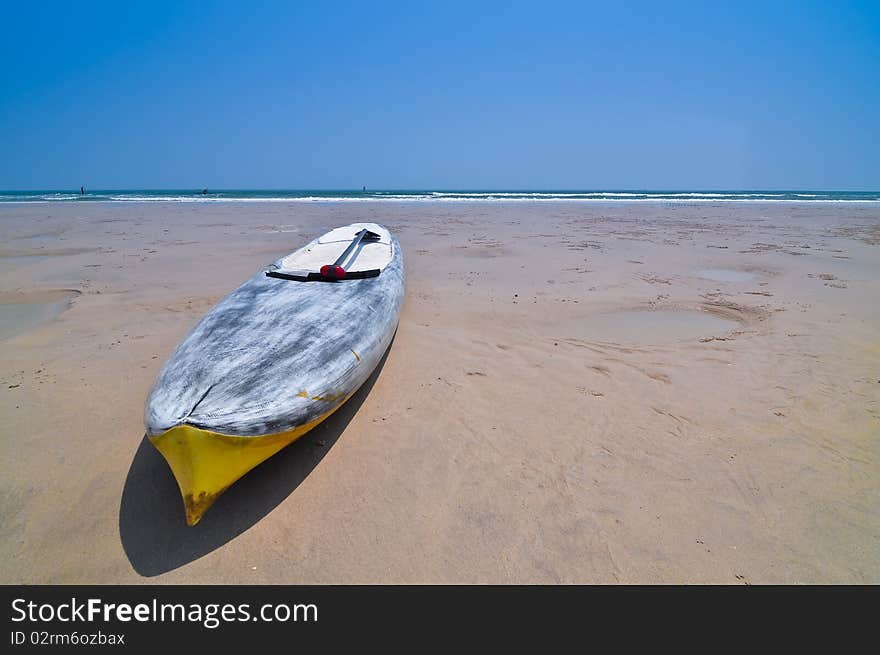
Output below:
[1,1,878,190]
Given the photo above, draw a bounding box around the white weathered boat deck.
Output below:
[145,223,404,438]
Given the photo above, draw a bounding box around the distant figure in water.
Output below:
[362,185,366,191]
[80,186,84,195]
[202,189,208,195]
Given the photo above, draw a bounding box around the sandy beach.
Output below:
[0,200,877,583]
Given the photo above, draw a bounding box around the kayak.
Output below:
[144,223,404,525]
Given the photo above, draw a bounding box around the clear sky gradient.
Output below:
[1,1,878,190]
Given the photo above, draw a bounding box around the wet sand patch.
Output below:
[0,246,102,258]
[575,307,741,344]
[0,290,80,340]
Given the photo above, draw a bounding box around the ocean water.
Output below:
[1,190,879,203]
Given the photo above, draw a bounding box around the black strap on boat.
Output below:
[266,268,381,282]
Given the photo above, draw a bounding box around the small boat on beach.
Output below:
[144,223,404,525]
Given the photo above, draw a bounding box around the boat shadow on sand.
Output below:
[119,346,391,577]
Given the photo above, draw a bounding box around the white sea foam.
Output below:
[2,192,879,203]
[104,197,880,204]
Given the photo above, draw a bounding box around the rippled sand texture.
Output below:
[0,201,878,583]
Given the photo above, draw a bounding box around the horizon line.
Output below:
[3,187,880,194]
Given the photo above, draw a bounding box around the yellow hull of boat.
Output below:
[149,403,343,526]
